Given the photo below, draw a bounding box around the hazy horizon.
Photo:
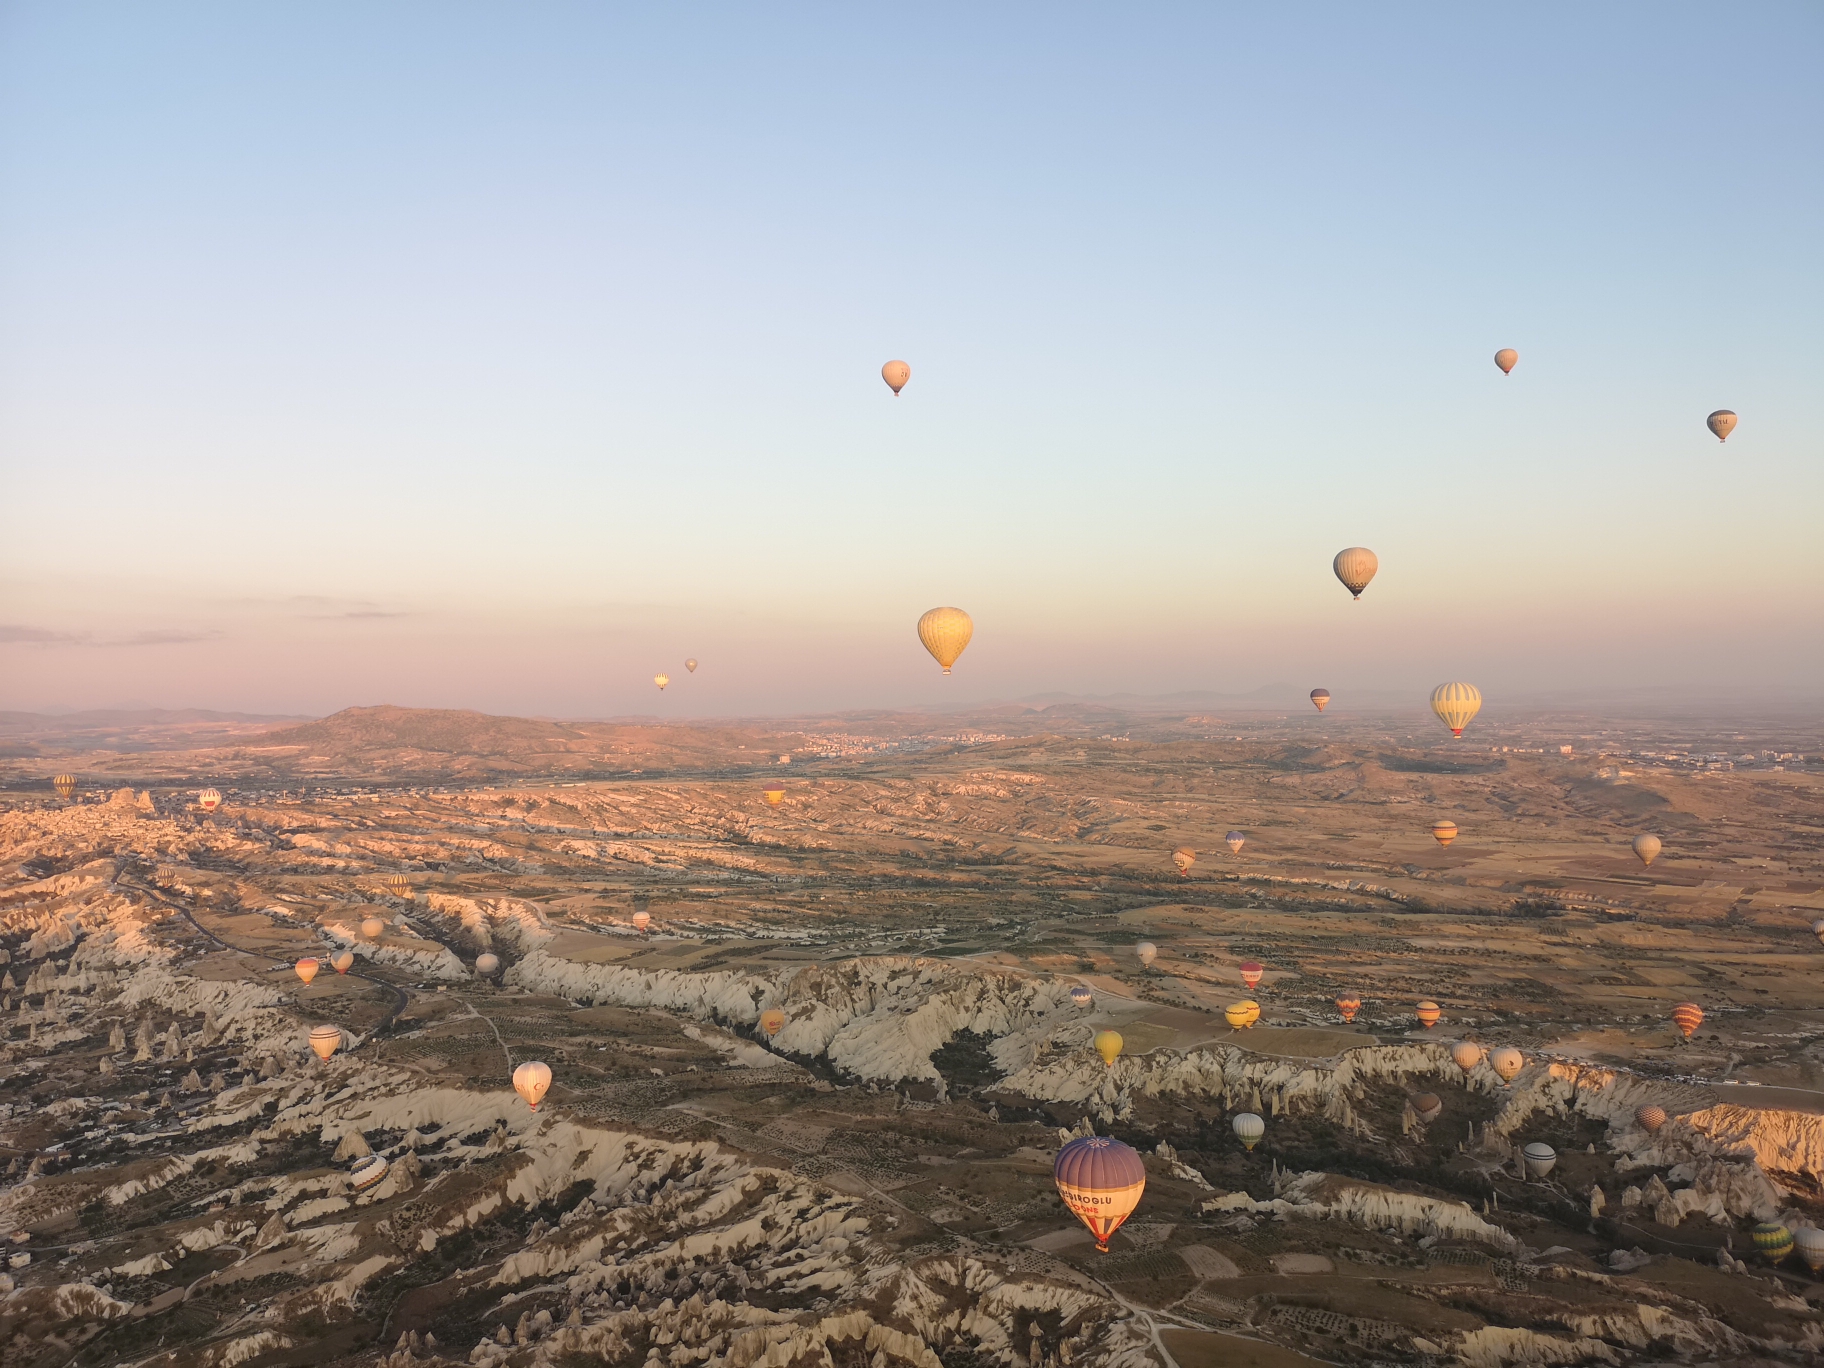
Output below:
[4,6,1819,717]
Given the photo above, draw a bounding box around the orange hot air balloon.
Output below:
[295,958,320,986]
[198,788,222,812]
[632,910,651,932]
[916,606,973,673]
[1310,688,1330,712]
[762,784,786,806]
[1494,348,1518,375]
[1333,547,1378,599]
[1336,995,1361,1024]
[759,1008,785,1037]
[308,1025,342,1061]
[1224,1003,1250,1030]
[1489,1046,1524,1084]
[1093,1029,1123,1067]
[330,949,355,974]
[1635,1104,1666,1133]
[1431,820,1458,847]
[1415,1000,1442,1029]
[1450,1040,1483,1075]
[1671,1002,1704,1039]
[1053,1135,1145,1253]
[513,1060,552,1111]
[1239,961,1264,990]
[1632,835,1661,867]
[1171,847,1195,877]
[882,360,910,395]
[1707,410,1736,442]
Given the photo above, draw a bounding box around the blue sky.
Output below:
[2,5,1819,717]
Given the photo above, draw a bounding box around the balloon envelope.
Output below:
[760,1008,785,1036]
[351,1154,390,1191]
[1522,1142,1557,1179]
[916,607,973,673]
[1224,1003,1250,1030]
[1070,985,1093,1008]
[1239,961,1264,989]
[1632,835,1661,867]
[882,359,911,395]
[513,1060,552,1111]
[1489,1047,1524,1084]
[1752,1221,1793,1262]
[295,958,320,986]
[198,788,222,812]
[1333,547,1378,599]
[1310,688,1330,712]
[1240,1000,1260,1028]
[476,953,500,975]
[1415,1001,1442,1029]
[1412,1093,1443,1123]
[763,784,786,806]
[1671,1002,1704,1038]
[1430,683,1482,736]
[361,916,386,939]
[1232,1113,1265,1150]
[654,674,669,691]
[1093,1029,1123,1067]
[1135,941,1157,967]
[1431,820,1458,847]
[632,910,651,931]
[1812,918,1824,947]
[1053,1135,1145,1252]
[1707,409,1736,441]
[1494,348,1518,374]
[1335,995,1361,1023]
[386,875,412,898]
[1171,847,1195,875]
[1225,831,1245,854]
[1635,1104,1666,1133]
[330,950,355,974]
[1450,1040,1483,1074]
[685,659,698,673]
[309,1025,342,1061]
[1793,1225,1824,1273]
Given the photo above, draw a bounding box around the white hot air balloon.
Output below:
[309,1025,342,1061]
[1135,941,1157,968]
[1521,1142,1557,1179]
[1333,547,1378,599]
[513,1060,552,1112]
[350,1154,390,1191]
[1232,1112,1265,1151]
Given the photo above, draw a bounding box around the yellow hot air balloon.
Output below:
[1489,1046,1524,1084]
[882,359,910,395]
[1053,1135,1145,1252]
[654,673,670,691]
[1429,682,1482,737]
[1494,348,1518,375]
[1431,820,1458,847]
[1240,1000,1260,1028]
[1171,847,1195,877]
[1707,409,1736,442]
[1752,1222,1794,1264]
[1333,547,1378,599]
[1632,835,1661,867]
[513,1060,552,1111]
[1450,1040,1483,1075]
[762,783,786,806]
[330,949,355,974]
[916,607,973,673]
[1310,688,1330,712]
[52,774,76,801]
[308,1025,342,1061]
[387,875,412,900]
[1415,1000,1442,1029]
[685,658,698,673]
[1335,995,1361,1024]
[1093,1029,1123,1067]
[1671,1002,1704,1039]
[759,1008,786,1037]
[295,958,320,986]
[1224,1003,1250,1030]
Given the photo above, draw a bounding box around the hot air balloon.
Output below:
[295,958,320,986]
[1053,1135,1145,1253]
[1671,1002,1704,1039]
[350,1154,390,1191]
[762,784,786,806]
[1135,941,1156,968]
[1794,1226,1824,1274]
[1522,1142,1557,1179]
[1240,1000,1260,1028]
[1430,683,1482,737]
[198,788,222,812]
[760,1008,785,1037]
[1489,1047,1524,1085]
[361,916,386,939]
[387,875,412,899]
[1333,547,1378,599]
[1093,1030,1124,1068]
[1635,1104,1666,1133]
[1070,984,1092,1009]
[685,658,698,673]
[1813,918,1824,947]
[1336,995,1361,1024]
[1707,410,1736,442]
[475,953,500,975]
[309,1025,342,1061]
[1239,961,1264,990]
[1310,689,1330,713]
[654,674,670,691]
[1225,831,1245,854]
[330,950,354,974]
[1232,1113,1265,1151]
[1224,1003,1250,1030]
[916,607,973,674]
[1494,348,1518,375]
[1171,847,1195,877]
[1412,1093,1443,1123]
[1632,835,1661,867]
[632,910,651,932]
[513,1060,552,1111]
[1751,1222,1793,1264]
[1415,1001,1442,1030]
[882,360,911,396]
[1431,820,1458,848]
[1450,1040,1483,1075]
[52,774,76,801]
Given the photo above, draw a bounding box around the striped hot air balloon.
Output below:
[1635,1104,1666,1133]
[1240,961,1264,990]
[53,774,77,801]
[386,875,412,899]
[1332,547,1378,599]
[1415,1001,1442,1029]
[916,607,973,674]
[308,1025,342,1061]
[1751,1222,1793,1264]
[1171,847,1195,877]
[1225,831,1245,854]
[1310,688,1331,712]
[1070,985,1093,1009]
[1225,1003,1250,1030]
[1429,683,1482,737]
[1240,1000,1260,1028]
[350,1154,390,1191]
[1812,918,1824,947]
[762,784,786,806]
[294,958,320,986]
[1232,1113,1265,1150]
[1431,820,1459,847]
[1522,1142,1557,1179]
[1053,1135,1146,1252]
[1794,1226,1824,1274]
[1336,995,1361,1024]
[197,788,222,812]
[1671,1002,1704,1039]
